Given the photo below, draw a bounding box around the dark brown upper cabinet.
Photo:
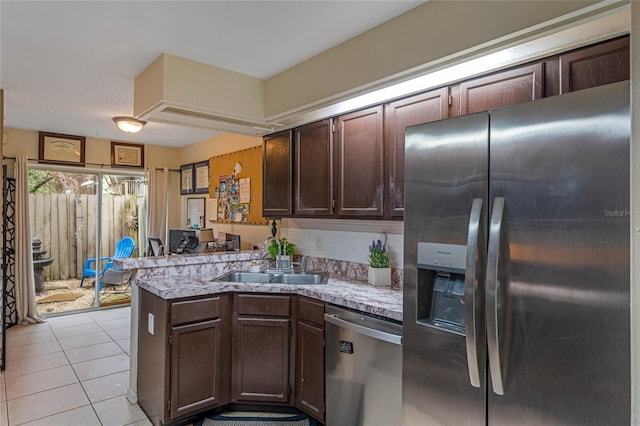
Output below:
[263,130,292,218]
[459,63,543,115]
[384,88,449,217]
[262,36,628,220]
[559,36,629,94]
[294,120,334,216]
[336,105,384,217]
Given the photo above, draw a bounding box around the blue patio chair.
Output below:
[80,236,135,288]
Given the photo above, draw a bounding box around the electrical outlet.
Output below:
[148,313,154,335]
[315,235,323,252]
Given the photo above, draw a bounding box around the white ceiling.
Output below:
[0,1,423,148]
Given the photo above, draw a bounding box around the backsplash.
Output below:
[301,255,403,290]
[120,251,403,290]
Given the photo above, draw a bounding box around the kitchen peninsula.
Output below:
[117,251,402,425]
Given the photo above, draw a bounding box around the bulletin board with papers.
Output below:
[208,145,267,225]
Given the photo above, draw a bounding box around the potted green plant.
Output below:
[368,239,391,286]
[267,237,296,270]
[267,237,295,258]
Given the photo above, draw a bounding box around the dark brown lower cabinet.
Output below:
[139,292,326,424]
[138,290,231,425]
[232,294,293,405]
[170,319,223,419]
[295,297,325,422]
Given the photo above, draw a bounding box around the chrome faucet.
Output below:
[262,236,282,270]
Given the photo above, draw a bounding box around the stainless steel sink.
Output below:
[213,270,329,285]
[268,272,330,284]
[213,271,275,283]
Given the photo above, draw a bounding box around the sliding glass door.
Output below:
[27,165,146,314]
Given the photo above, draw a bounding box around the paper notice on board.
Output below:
[209,198,218,221]
[239,178,250,203]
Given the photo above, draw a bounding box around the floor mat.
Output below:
[37,292,83,304]
[100,293,131,307]
[194,413,317,426]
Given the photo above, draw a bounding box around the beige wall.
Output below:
[177,133,270,250]
[2,127,269,250]
[179,133,261,164]
[135,54,266,121]
[133,1,615,136]
[2,128,182,168]
[3,127,185,228]
[264,1,605,116]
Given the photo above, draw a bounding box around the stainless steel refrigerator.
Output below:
[402,81,630,426]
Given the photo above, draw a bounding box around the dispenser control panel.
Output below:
[417,242,466,272]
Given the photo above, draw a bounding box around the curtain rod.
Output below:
[2,156,179,172]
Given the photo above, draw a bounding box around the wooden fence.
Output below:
[29,193,143,281]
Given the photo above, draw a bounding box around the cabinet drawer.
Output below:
[236,294,290,317]
[298,297,324,326]
[171,296,220,325]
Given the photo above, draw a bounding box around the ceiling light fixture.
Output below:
[113,116,146,133]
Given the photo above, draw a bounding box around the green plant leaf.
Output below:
[368,248,390,268]
[268,238,296,259]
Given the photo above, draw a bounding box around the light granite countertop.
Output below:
[119,251,403,322]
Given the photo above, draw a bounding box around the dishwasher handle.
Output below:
[325,313,402,345]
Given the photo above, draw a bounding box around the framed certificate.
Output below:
[111,141,144,168]
[38,132,86,166]
[194,161,209,194]
[180,164,194,195]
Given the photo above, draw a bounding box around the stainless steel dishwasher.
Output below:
[325,305,402,426]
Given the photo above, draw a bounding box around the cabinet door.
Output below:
[294,120,334,216]
[170,319,223,419]
[459,63,543,115]
[560,36,629,94]
[385,88,449,217]
[233,317,291,403]
[295,321,325,421]
[263,130,292,217]
[138,289,170,426]
[336,105,384,217]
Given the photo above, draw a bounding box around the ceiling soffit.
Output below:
[134,1,629,137]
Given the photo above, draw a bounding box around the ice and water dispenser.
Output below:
[416,242,467,335]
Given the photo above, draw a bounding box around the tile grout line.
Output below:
[17,314,104,426]
[11,316,98,426]
[60,308,136,425]
[5,308,137,425]
[3,320,78,425]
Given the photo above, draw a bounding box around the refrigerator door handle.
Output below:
[486,196,510,395]
[464,198,485,388]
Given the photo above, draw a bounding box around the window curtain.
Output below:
[146,166,169,253]
[15,156,44,323]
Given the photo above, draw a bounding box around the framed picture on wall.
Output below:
[111,141,145,168]
[38,132,86,166]
[180,164,194,195]
[194,161,209,194]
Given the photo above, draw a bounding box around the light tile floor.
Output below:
[0,306,151,426]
